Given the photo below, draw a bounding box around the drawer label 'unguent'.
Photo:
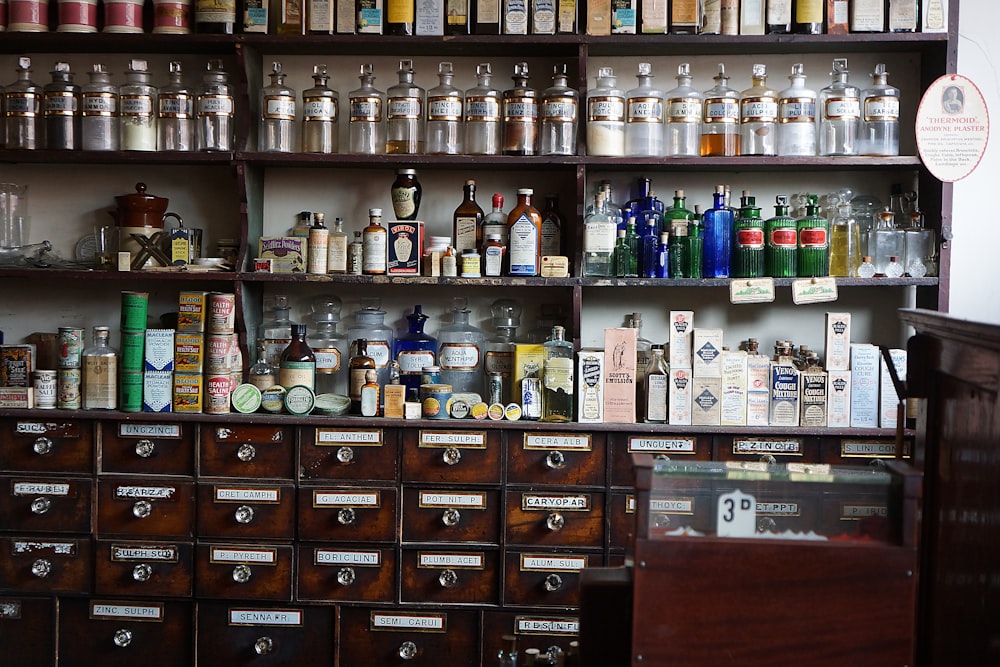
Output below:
[316,429,382,445]
[523,433,591,451]
[119,423,181,438]
[371,612,446,632]
[628,437,696,453]
[229,609,302,626]
[210,548,276,564]
[522,494,589,511]
[315,550,381,566]
[90,602,163,621]
[418,552,484,569]
[111,545,179,562]
[419,431,486,448]
[215,487,281,503]
[13,481,70,496]
[115,486,175,499]
[314,491,380,507]
[520,555,587,571]
[419,492,485,508]
[515,616,579,635]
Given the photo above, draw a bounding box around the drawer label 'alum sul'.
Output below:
[419,430,487,448]
[118,423,181,439]
[316,429,382,445]
[523,433,592,450]
[628,436,696,453]
[90,602,163,622]
[229,609,302,626]
[522,494,590,511]
[371,612,446,633]
[520,555,587,571]
[315,550,381,566]
[12,481,70,496]
[515,616,579,635]
[419,492,486,508]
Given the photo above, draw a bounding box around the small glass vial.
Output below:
[83,326,117,410]
[362,208,387,275]
[43,62,80,150]
[625,62,665,157]
[739,63,778,156]
[884,255,905,278]
[347,231,364,275]
[196,59,235,152]
[860,63,900,156]
[502,62,538,156]
[777,63,817,156]
[249,342,277,390]
[586,66,625,157]
[81,64,119,151]
[157,61,194,152]
[386,59,424,155]
[5,57,43,150]
[301,64,338,154]
[540,63,578,156]
[259,61,297,152]
[426,62,463,155]
[348,63,386,155]
[464,63,501,156]
[701,63,740,157]
[857,255,876,278]
[120,59,157,151]
[819,58,860,157]
[664,63,702,157]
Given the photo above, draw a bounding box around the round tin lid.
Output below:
[284,385,316,416]
[230,384,262,414]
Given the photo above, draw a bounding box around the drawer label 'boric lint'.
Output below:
[315,550,381,566]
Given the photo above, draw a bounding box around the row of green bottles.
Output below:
[731,193,830,279]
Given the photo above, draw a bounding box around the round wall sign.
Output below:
[915,74,990,182]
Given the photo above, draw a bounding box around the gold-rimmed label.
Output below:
[83,92,117,116]
[315,549,381,566]
[504,97,538,122]
[90,602,163,622]
[519,554,587,571]
[387,97,422,119]
[158,94,193,119]
[704,98,739,123]
[371,612,446,632]
[542,97,577,122]
[4,93,40,117]
[350,96,382,122]
[587,96,625,122]
[418,552,484,569]
[523,433,591,450]
[263,95,296,120]
[864,96,900,122]
[626,97,663,123]
[419,431,486,448]
[303,96,337,122]
[666,98,701,122]
[210,547,277,565]
[466,96,500,123]
[229,609,302,626]
[824,97,861,120]
[198,94,234,117]
[419,491,486,509]
[214,487,280,504]
[428,95,463,122]
[120,94,154,117]
[741,96,778,123]
[779,97,816,123]
[313,490,380,507]
[43,91,77,116]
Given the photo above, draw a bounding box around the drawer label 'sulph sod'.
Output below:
[119,423,181,438]
[111,545,178,562]
[90,602,163,621]
[229,609,302,626]
[315,550,381,566]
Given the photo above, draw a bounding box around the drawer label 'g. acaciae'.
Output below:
[314,491,380,507]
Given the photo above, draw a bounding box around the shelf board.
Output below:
[583,31,950,56]
[0,149,235,166]
[0,32,237,55]
[586,155,923,172]
[238,272,577,287]
[0,267,238,281]
[236,152,584,169]
[238,33,585,57]
[581,276,938,287]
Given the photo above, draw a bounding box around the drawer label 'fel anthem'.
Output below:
[522,494,590,511]
[419,492,486,509]
[314,491,380,507]
[119,423,181,439]
[520,555,587,571]
[315,550,381,566]
[419,431,486,448]
[316,429,382,445]
[214,487,281,503]
[523,433,592,451]
[418,552,484,569]
[210,548,277,564]
[90,602,163,622]
[515,616,579,635]
[229,609,302,626]
[371,612,446,632]
[12,481,70,496]
[111,545,179,562]
[628,436,696,453]
[733,438,802,455]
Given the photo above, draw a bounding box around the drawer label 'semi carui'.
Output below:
[229,609,302,626]
[418,552,483,569]
[628,436,696,454]
[215,487,281,503]
[419,492,486,509]
[520,555,587,571]
[115,485,176,499]
[90,602,163,622]
[733,438,802,455]
[12,481,70,496]
[316,429,382,446]
[650,498,695,515]
[119,423,181,439]
[515,616,579,635]
[522,494,590,511]
[314,491,380,507]
[15,422,77,436]
[210,548,277,564]
[371,612,446,632]
[419,431,486,448]
[523,433,592,451]
[315,550,381,566]
[111,545,179,562]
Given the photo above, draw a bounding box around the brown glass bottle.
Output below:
[453,179,484,254]
[506,188,543,276]
[195,0,237,33]
[279,324,316,392]
[349,338,377,414]
[540,194,563,257]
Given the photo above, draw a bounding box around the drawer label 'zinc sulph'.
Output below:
[523,433,591,450]
[90,602,163,621]
[215,487,281,503]
[418,552,484,569]
[119,423,181,438]
[371,612,446,632]
[520,555,587,571]
[316,429,382,445]
[15,422,78,436]
[628,436,696,453]
[419,431,486,448]
[12,481,70,496]
[515,616,579,635]
[111,545,179,562]
[419,492,485,508]
[314,491,380,507]
[229,609,302,626]
[522,494,590,511]
[733,438,802,455]
[650,498,695,514]
[315,550,381,566]
[115,485,175,499]
[210,548,276,564]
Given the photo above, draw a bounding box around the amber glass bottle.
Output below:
[349,338,377,414]
[453,179,485,254]
[279,324,316,391]
[506,188,543,276]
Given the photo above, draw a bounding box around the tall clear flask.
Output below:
[437,298,486,395]
[348,64,386,155]
[586,66,625,157]
[541,325,574,422]
[777,63,816,156]
[485,299,520,404]
[81,64,118,151]
[502,62,539,156]
[702,185,734,277]
[5,58,43,150]
[464,63,501,156]
[902,206,935,277]
[625,62,665,157]
[819,58,860,156]
[259,62,297,152]
[43,62,80,150]
[664,63,702,157]
[540,64,578,156]
[386,59,424,154]
[701,63,740,156]
[83,326,117,410]
[308,296,347,396]
[829,202,861,277]
[196,60,235,152]
[120,59,157,151]
[347,300,395,389]
[860,63,900,156]
[394,304,438,397]
[426,62,463,155]
[739,63,778,156]
[301,64,338,154]
[583,191,615,277]
[259,294,296,365]
[157,61,194,152]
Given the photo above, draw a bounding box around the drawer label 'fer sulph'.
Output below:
[215,487,281,503]
[90,602,163,622]
[316,429,382,445]
[111,545,179,562]
[520,555,587,571]
[371,612,446,632]
[12,481,70,496]
[628,436,696,453]
[314,491,380,507]
[419,430,486,448]
[522,494,590,511]
[523,433,591,451]
[418,552,484,569]
[210,548,276,564]
[419,491,486,509]
[515,616,579,635]
[315,550,381,566]
[650,497,695,514]
[229,609,302,626]
[119,423,181,439]
[733,438,802,455]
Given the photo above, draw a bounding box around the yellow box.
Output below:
[174,333,205,374]
[513,343,545,388]
[177,291,208,332]
[173,373,203,413]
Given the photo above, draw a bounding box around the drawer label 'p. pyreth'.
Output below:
[210,548,276,564]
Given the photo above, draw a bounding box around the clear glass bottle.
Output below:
[308,296,347,396]
[701,63,740,157]
[259,294,296,366]
[81,64,119,151]
[348,231,364,275]
[871,207,903,275]
[819,58,860,157]
[626,312,653,385]
[540,195,563,257]
[120,59,157,151]
[43,62,79,151]
[347,300,395,389]
[485,299,520,404]
[502,62,539,156]
[851,192,883,260]
[625,62,665,157]
[541,325,574,422]
[829,202,862,277]
[540,64,578,156]
[196,59,235,152]
[796,194,830,277]
[386,59,424,155]
[903,206,935,277]
[885,255,904,278]
[482,193,508,251]
[583,191,615,277]
[860,63,900,156]
[279,323,316,391]
[83,326,117,410]
[733,191,765,278]
[349,64,386,155]
[643,344,669,423]
[703,184,734,277]
[157,61,194,152]
[437,298,486,395]
[857,255,876,278]
[426,62,463,155]
[586,66,626,157]
[464,63,501,156]
[5,57,43,150]
[777,63,817,156]
[507,188,542,276]
[664,63,702,157]
[362,207,387,275]
[453,179,484,254]
[259,61,297,152]
[394,304,438,397]
[765,195,797,277]
[302,64,338,154]
[739,63,778,156]
[348,339,376,414]
[249,342,277,390]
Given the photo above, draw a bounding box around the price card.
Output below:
[730,278,775,304]
[791,277,838,305]
[717,490,756,538]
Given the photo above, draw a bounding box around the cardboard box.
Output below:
[0,344,35,387]
[357,0,384,33]
[691,377,722,426]
[826,0,849,34]
[668,311,694,368]
[387,220,423,275]
[258,236,307,273]
[603,327,637,423]
[611,0,636,33]
[850,344,880,428]
[922,0,948,32]
[769,361,800,427]
[513,343,545,388]
[173,373,203,413]
[800,369,828,427]
[824,312,851,371]
[692,328,724,377]
[177,291,208,332]
[143,370,173,412]
[879,348,907,429]
[586,0,612,34]
[641,0,666,32]
[668,367,692,425]
[145,329,175,372]
[0,386,33,408]
[827,369,852,427]
[746,354,770,427]
[175,333,205,374]
[577,350,605,424]
[720,350,748,426]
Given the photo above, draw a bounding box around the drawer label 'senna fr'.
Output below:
[523,433,591,451]
[522,494,590,511]
[316,429,382,446]
[419,431,486,448]
[215,487,281,503]
[15,422,77,436]
[314,491,380,507]
[315,550,381,566]
[515,616,579,636]
[210,548,276,564]
[115,486,175,499]
[371,613,446,632]
[418,552,483,569]
[119,423,181,439]
[111,545,179,562]
[13,481,70,496]
[419,492,486,509]
[0,600,21,619]
[520,555,587,571]
[229,609,302,627]
[628,436,696,453]
[650,498,695,515]
[90,602,163,622]
[733,438,802,455]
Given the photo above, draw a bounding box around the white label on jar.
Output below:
[864,96,900,121]
[120,95,153,117]
[428,96,463,121]
[439,343,480,370]
[350,97,382,122]
[542,97,577,122]
[588,96,625,122]
[509,214,539,275]
[159,95,193,117]
[44,93,78,114]
[825,97,861,120]
[264,95,296,120]
[627,97,663,123]
[454,216,479,252]
[397,350,436,373]
[779,97,816,122]
[314,349,341,374]
[666,99,702,122]
[388,97,422,119]
[704,98,739,122]
[584,220,616,254]
[83,92,117,115]
[303,97,337,121]
[362,231,387,273]
[466,97,500,122]
[504,98,538,121]
[315,549,381,565]
[229,609,302,626]
[741,98,778,122]
[5,93,40,115]
[198,95,234,116]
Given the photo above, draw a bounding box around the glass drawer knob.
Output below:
[337,446,354,463]
[546,511,565,531]
[443,447,462,466]
[237,443,256,462]
[544,573,563,592]
[132,564,152,582]
[32,437,53,455]
[337,507,356,525]
[113,629,133,648]
[255,637,273,655]
[398,641,418,660]
[233,564,252,583]
[235,505,255,524]
[759,454,777,464]
[337,567,356,586]
[135,439,156,458]
[132,500,152,519]
[438,568,459,588]
[30,496,51,515]
[545,450,566,470]
[31,558,52,578]
[441,508,461,527]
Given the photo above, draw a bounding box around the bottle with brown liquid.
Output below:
[507,188,543,276]
[453,179,485,254]
[349,338,377,414]
[279,324,316,391]
[700,63,740,157]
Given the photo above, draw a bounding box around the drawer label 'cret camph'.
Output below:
[115,485,176,499]
[119,423,181,439]
[419,491,486,509]
[215,487,281,503]
[13,541,76,555]
[0,600,21,619]
[520,555,587,572]
[523,433,592,451]
[15,422,78,436]
[515,616,579,636]
[419,431,487,448]
[111,545,179,562]
[841,440,906,458]
[418,552,484,569]
[522,494,590,511]
[90,602,163,622]
[733,438,802,455]
[316,429,382,446]
[12,481,71,496]
[371,612,446,633]
[628,436,697,453]
[315,550,381,566]
[314,491,380,507]
[650,497,695,515]
[229,609,302,627]
[210,548,277,565]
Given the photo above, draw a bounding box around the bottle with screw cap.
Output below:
[362,208,388,275]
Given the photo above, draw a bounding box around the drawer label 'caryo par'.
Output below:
[315,550,381,566]
[371,612,446,633]
[119,423,181,438]
[90,602,163,622]
[419,431,486,448]
[419,491,486,509]
[523,433,592,450]
[733,438,802,455]
[628,436,696,453]
[522,494,590,511]
[316,429,382,446]
[515,616,579,635]
[229,609,303,626]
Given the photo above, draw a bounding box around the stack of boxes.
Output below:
[668,311,694,425]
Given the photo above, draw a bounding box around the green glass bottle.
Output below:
[732,190,764,278]
[683,210,704,278]
[668,220,687,278]
[623,217,641,276]
[796,194,830,277]
[660,189,694,236]
[765,195,797,277]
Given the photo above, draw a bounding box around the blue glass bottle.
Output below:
[393,304,437,397]
[625,177,664,233]
[655,232,670,278]
[641,218,659,277]
[702,185,733,277]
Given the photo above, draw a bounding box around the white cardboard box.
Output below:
[668,368,693,425]
[827,369,852,428]
[800,369,828,427]
[769,361,800,427]
[720,350,748,426]
[850,344,880,428]
[824,312,851,371]
[746,354,771,427]
[879,348,907,428]
[577,350,605,424]
[692,328,724,378]
[691,377,722,426]
[668,311,694,369]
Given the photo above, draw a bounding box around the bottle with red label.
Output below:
[732,191,764,277]
[796,194,829,277]
[765,195,797,277]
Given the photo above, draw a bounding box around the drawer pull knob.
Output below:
[135,439,156,458]
[438,568,459,588]
[442,447,462,466]
[337,567,356,586]
[544,645,564,663]
[31,558,52,578]
[113,629,133,648]
[232,564,252,583]
[544,573,564,592]
[337,446,355,463]
[337,507,356,525]
[398,641,419,660]
[254,637,273,655]
[235,505,255,524]
[237,443,256,462]
[441,508,461,527]
[757,517,777,533]
[545,450,566,470]
[32,437,53,455]
[759,454,777,464]
[30,496,52,515]
[652,514,671,529]
[132,564,152,582]
[546,511,565,531]
[132,500,153,519]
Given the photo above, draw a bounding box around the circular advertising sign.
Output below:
[915,74,991,183]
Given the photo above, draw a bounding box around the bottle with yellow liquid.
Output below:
[829,202,861,277]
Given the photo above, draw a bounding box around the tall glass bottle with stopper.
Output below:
[703,185,734,277]
[507,188,543,276]
[308,297,347,396]
[540,64,578,156]
[437,298,486,395]
[259,294,295,366]
[586,66,625,157]
[249,342,277,391]
[347,299,394,389]
[394,304,437,397]
[81,64,119,151]
[860,63,900,156]
[829,201,861,277]
[196,60,235,152]
[819,58,860,156]
[583,191,615,277]
[701,63,740,157]
[541,325,574,422]
[482,193,508,250]
[739,63,778,156]
[485,299,520,404]
[83,326,117,410]
[301,64,338,154]
[5,57,43,150]
[664,63,702,157]
[903,206,935,277]
[796,194,830,277]
[157,61,193,152]
[43,62,80,151]
[453,179,484,254]
[386,60,424,154]
[626,312,653,378]
[733,191,765,278]
[426,62,463,155]
[765,195,797,277]
[349,64,386,155]
[279,324,316,392]
[777,63,817,156]
[260,62,297,152]
[502,62,539,156]
[643,344,669,423]
[348,339,376,414]
[871,207,904,275]
[464,63,501,156]
[327,217,348,274]
[120,59,157,151]
[625,62,665,157]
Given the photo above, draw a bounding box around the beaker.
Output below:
[0,184,29,252]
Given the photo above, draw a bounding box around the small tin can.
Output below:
[420,383,452,420]
[421,365,441,386]
[204,373,232,414]
[205,333,234,373]
[57,368,82,409]
[58,327,85,368]
[207,292,236,334]
[120,330,145,373]
[120,291,149,332]
[119,371,143,412]
[33,370,57,409]
[177,291,209,332]
[173,372,203,412]
[487,371,504,406]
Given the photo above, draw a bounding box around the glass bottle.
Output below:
[625,62,665,157]
[196,0,236,32]
[739,63,778,156]
[655,232,671,278]
[640,218,660,278]
[360,369,380,417]
[349,64,386,155]
[885,255,904,278]
[157,61,193,152]
[541,325,574,422]
[502,62,539,156]
[394,304,438,396]
[348,231,364,274]
[765,195,797,277]
[583,191,615,277]
[464,63,501,156]
[437,298,486,395]
[259,294,295,366]
[83,326,117,410]
[702,185,734,277]
[328,217,348,273]
[391,168,422,220]
[196,60,235,152]
[613,229,630,278]
[668,220,688,278]
[348,339,377,414]
[249,342,277,390]
[586,66,626,157]
[302,64,338,154]
[626,312,653,390]
[386,60,424,154]
[527,304,568,344]
[796,194,830,277]
[5,58,41,150]
[485,299,520,403]
[860,63,900,157]
[483,233,506,277]
[903,206,935,277]
[701,63,740,157]
[120,59,157,151]
[347,300,394,389]
[819,58,860,157]
[663,63,702,157]
[426,62,463,155]
[777,63,817,156]
[733,191,765,277]
[453,179,484,254]
[829,203,861,277]
[858,255,876,278]
[362,208,387,275]
[643,344,669,423]
[851,193,882,260]
[661,188,693,237]
[279,324,316,391]
[507,188,543,276]
[307,212,329,274]
[259,62,297,152]
[308,297,347,396]
[618,219,640,277]
[793,0,823,33]
[600,180,626,230]
[540,64,578,156]
[482,193,508,251]
[625,177,664,234]
[81,64,118,151]
[540,195,563,257]
[871,207,903,275]
[41,62,79,152]
[767,0,793,32]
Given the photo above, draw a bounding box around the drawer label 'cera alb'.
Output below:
[419,430,486,448]
[515,616,579,635]
[115,486,176,499]
[315,550,381,566]
[371,612,446,632]
[419,492,486,508]
[210,548,276,564]
[215,487,281,503]
[15,422,77,436]
[90,602,163,622]
[418,552,484,569]
[520,555,587,571]
[733,438,802,455]
[314,491,380,507]
[229,609,302,626]
[316,429,382,445]
[650,498,695,514]
[522,494,590,511]
[119,423,181,438]
[628,436,696,453]
[523,433,592,450]
[13,481,70,496]
[111,545,179,562]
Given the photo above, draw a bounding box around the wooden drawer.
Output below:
[609,433,713,487]
[96,477,195,539]
[607,492,637,552]
[401,487,501,545]
[0,536,92,594]
[298,486,398,543]
[817,490,893,542]
[400,547,499,605]
[505,490,605,548]
[401,428,501,484]
[197,603,335,667]
[0,419,94,474]
[299,426,398,482]
[504,549,602,609]
[197,483,296,540]
[482,611,580,665]
[297,543,396,604]
[714,434,821,463]
[1,476,93,534]
[201,424,295,479]
[100,421,195,476]
[506,431,606,487]
[819,436,912,465]
[58,598,192,667]
[0,597,56,667]
[339,607,477,667]
[195,542,294,602]
[94,540,194,598]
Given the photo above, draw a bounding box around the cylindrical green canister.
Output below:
[120,331,145,373]
[765,195,798,277]
[732,193,765,278]
[119,371,143,412]
[120,291,150,332]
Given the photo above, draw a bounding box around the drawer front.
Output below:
[300,427,399,482]
[58,598,192,667]
[96,478,195,539]
[197,602,335,667]
[0,536,92,594]
[339,606,477,667]
[607,492,637,552]
[197,483,296,540]
[506,431,606,486]
[401,429,501,484]
[0,419,94,474]
[195,542,294,601]
[94,540,194,598]
[1,476,93,534]
[100,421,195,476]
[297,543,396,604]
[482,611,580,665]
[714,434,821,463]
[819,436,912,465]
[0,597,56,667]
[503,550,602,609]
[609,433,713,487]
[817,490,893,541]
[298,486,398,543]
[505,491,605,548]
[201,424,295,479]
[400,547,499,605]
[401,488,501,545]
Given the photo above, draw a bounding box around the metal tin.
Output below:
[205,333,234,373]
[420,383,453,419]
[174,332,205,373]
[421,365,441,385]
[32,370,57,409]
[487,371,504,405]
[204,373,231,414]
[177,291,209,332]
[57,368,82,409]
[58,327,85,368]
[231,383,262,414]
[119,371,143,412]
[284,384,316,415]
[120,291,149,332]
[173,372,203,412]
[207,292,236,334]
[120,331,145,372]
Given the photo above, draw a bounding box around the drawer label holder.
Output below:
[628,436,696,454]
[315,549,381,566]
[418,552,484,569]
[523,433,592,451]
[733,438,803,455]
[316,429,382,446]
[119,423,181,439]
[515,616,579,636]
[419,430,486,448]
[229,609,303,627]
[12,481,71,496]
[419,491,486,509]
[111,545,179,562]
[214,487,281,503]
[314,490,380,507]
[15,422,79,436]
[115,485,176,500]
[90,601,164,622]
[650,497,695,515]
[520,555,588,572]
[371,612,446,633]
[210,547,277,565]
[840,440,904,458]
[13,540,76,555]
[0,600,22,619]
[522,494,590,511]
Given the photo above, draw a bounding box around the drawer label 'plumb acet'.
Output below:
[119,423,181,438]
[314,491,380,507]
[13,482,70,496]
[215,487,281,503]
[419,431,486,448]
[522,494,590,510]
[111,545,179,562]
[628,437,696,453]
[315,550,381,566]
[418,552,484,568]
[229,609,302,626]
[371,613,446,632]
[419,492,486,508]
[515,616,579,635]
[316,429,382,445]
[90,602,163,621]
[733,439,802,455]
[523,433,592,450]
[520,555,587,571]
